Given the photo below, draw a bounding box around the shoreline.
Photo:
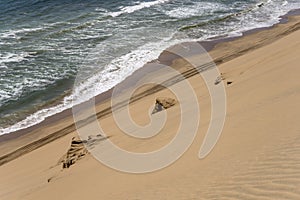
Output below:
[0,9,300,166]
[1,6,300,199]
[2,8,300,140]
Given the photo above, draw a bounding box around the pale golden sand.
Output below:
[0,16,300,200]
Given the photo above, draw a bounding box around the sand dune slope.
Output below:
[0,21,300,200]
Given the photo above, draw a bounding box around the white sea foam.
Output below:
[0,97,74,135]
[0,27,44,39]
[72,33,194,104]
[282,1,288,6]
[0,34,195,135]
[231,0,300,34]
[1,0,300,135]
[165,2,226,19]
[180,0,300,41]
[0,77,39,106]
[108,0,170,17]
[95,7,109,13]
[0,52,33,65]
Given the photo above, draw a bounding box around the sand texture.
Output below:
[0,16,300,200]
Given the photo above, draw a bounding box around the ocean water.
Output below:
[0,0,299,135]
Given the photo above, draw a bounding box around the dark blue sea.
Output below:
[0,0,299,134]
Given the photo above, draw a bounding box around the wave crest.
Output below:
[108,0,170,17]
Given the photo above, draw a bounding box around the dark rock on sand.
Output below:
[59,137,88,169]
[152,97,177,114]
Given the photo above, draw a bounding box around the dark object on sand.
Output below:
[152,97,176,114]
[257,3,264,8]
[214,76,222,85]
[59,137,88,169]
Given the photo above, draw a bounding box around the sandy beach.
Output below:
[1,12,300,200]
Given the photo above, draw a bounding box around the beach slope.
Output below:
[0,16,300,200]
